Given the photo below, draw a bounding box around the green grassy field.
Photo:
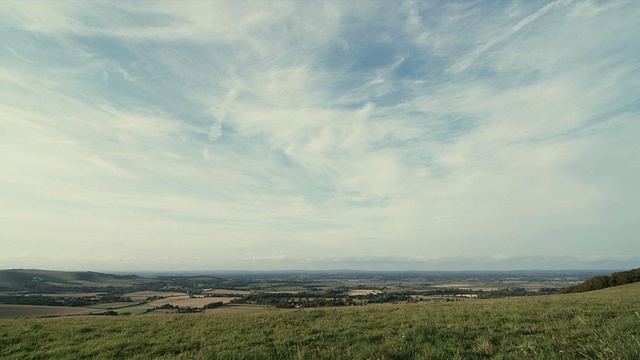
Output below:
[90,303,155,315]
[1,283,639,359]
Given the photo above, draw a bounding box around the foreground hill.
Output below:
[560,267,640,294]
[1,282,638,359]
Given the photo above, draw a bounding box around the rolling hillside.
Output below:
[1,282,638,359]
[0,269,147,291]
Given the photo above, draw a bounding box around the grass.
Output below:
[86,304,154,315]
[88,302,141,310]
[103,304,155,315]
[1,283,639,359]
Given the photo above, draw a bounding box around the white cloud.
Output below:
[1,0,638,271]
[208,123,222,141]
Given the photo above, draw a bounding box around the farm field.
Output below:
[430,284,499,291]
[149,296,238,308]
[346,289,382,296]
[0,305,93,319]
[88,302,143,310]
[203,289,252,295]
[37,293,105,298]
[123,291,188,301]
[102,303,155,315]
[1,283,638,359]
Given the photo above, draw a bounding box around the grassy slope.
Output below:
[1,283,639,359]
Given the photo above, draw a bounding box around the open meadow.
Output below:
[1,282,638,359]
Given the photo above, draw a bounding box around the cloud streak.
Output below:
[447,0,564,74]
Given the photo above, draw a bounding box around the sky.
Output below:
[1,1,639,272]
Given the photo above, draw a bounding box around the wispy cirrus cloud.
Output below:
[1,0,638,271]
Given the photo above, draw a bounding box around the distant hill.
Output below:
[0,269,146,292]
[559,268,640,294]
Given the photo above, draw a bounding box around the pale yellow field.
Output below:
[149,296,238,308]
[0,304,94,319]
[346,290,382,296]
[123,291,187,300]
[431,283,471,288]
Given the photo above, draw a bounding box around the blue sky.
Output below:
[1,1,639,271]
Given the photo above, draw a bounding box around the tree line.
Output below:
[559,268,640,293]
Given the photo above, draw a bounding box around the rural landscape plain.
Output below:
[2,0,639,358]
[1,268,640,358]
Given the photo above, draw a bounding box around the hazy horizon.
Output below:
[2,1,639,272]
[1,267,623,277]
